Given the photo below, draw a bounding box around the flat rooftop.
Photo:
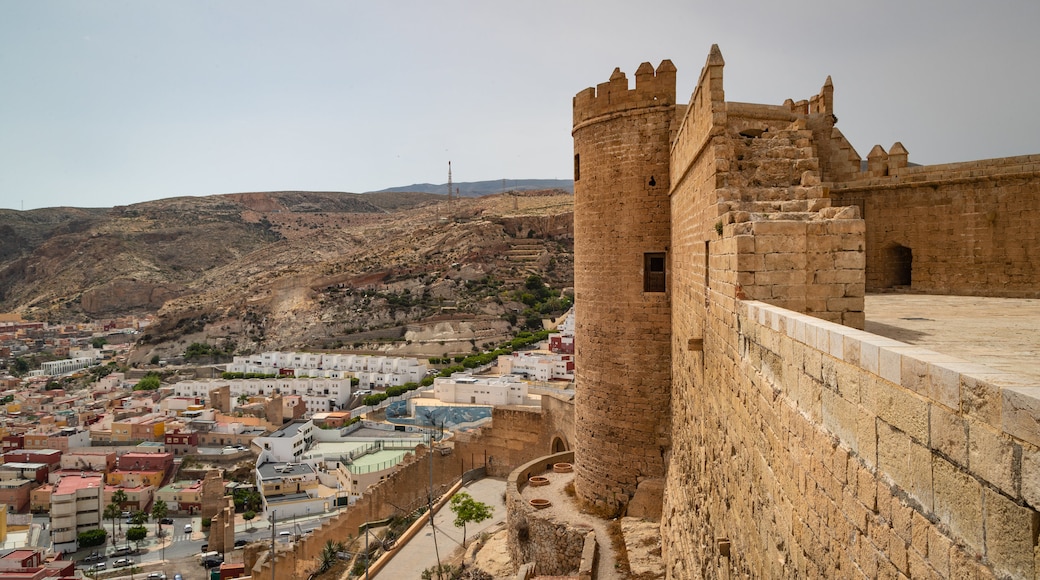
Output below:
[257,461,315,480]
[864,294,1040,382]
[268,421,308,438]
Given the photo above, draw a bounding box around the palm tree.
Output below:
[151,498,169,567]
[111,489,128,509]
[103,503,121,546]
[237,393,249,406]
[151,499,168,536]
[111,489,129,531]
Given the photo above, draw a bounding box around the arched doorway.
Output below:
[883,243,913,288]
[551,436,569,453]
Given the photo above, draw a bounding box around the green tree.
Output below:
[126,525,147,549]
[243,510,256,522]
[150,355,161,365]
[448,491,493,547]
[103,503,121,545]
[130,509,148,525]
[91,337,107,349]
[111,489,129,507]
[151,498,168,536]
[133,375,161,391]
[78,528,108,548]
[12,357,30,376]
[237,393,249,406]
[111,490,129,532]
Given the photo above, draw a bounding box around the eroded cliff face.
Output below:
[492,211,574,240]
[0,190,574,360]
[80,279,187,315]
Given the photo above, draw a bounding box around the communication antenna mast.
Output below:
[447,161,453,207]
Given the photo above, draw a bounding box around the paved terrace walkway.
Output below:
[374,477,507,579]
[864,294,1040,381]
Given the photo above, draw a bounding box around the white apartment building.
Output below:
[497,351,575,382]
[173,378,351,416]
[40,357,94,376]
[432,374,529,406]
[252,420,314,462]
[50,473,105,554]
[226,352,427,384]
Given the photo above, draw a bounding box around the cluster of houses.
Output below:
[0,312,577,575]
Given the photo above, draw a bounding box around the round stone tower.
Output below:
[571,61,676,514]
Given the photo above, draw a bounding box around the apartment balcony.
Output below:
[51,503,75,517]
[52,530,76,544]
[76,513,100,526]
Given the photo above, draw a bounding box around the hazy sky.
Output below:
[2,1,1038,211]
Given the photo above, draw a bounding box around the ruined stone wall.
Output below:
[663,300,1040,579]
[208,497,234,554]
[572,60,675,514]
[199,469,225,521]
[250,396,575,580]
[831,155,1040,297]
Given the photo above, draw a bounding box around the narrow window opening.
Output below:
[648,175,656,187]
[644,252,666,293]
[573,154,580,181]
[704,241,711,308]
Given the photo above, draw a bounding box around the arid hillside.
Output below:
[0,190,574,361]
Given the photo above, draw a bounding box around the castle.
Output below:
[244,45,1039,580]
[565,45,1040,578]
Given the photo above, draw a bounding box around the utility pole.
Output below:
[270,510,276,580]
[447,161,453,208]
[427,420,443,580]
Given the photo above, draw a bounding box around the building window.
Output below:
[573,154,580,181]
[644,252,666,292]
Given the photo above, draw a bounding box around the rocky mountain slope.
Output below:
[0,189,574,362]
[372,178,573,197]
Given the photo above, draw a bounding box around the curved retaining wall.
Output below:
[505,451,590,576]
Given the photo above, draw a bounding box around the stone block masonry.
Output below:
[570,44,1040,579]
[832,154,1040,297]
[661,301,1040,579]
[572,60,676,514]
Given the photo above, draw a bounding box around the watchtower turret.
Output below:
[571,61,677,513]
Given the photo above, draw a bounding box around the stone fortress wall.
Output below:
[831,154,1040,296]
[571,45,1040,579]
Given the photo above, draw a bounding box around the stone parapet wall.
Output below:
[663,299,1040,579]
[250,446,464,579]
[850,153,1040,184]
[832,158,1040,296]
[734,216,865,328]
[572,61,675,128]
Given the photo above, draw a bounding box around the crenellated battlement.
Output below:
[572,60,676,128]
